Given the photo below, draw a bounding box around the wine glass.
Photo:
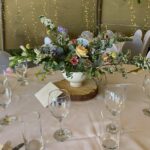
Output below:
[104,84,126,134]
[0,65,8,82]
[143,74,150,116]
[15,62,28,86]
[0,79,13,126]
[48,89,72,142]
[0,65,18,126]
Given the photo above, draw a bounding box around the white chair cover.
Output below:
[0,51,10,68]
[106,30,114,38]
[146,51,150,59]
[143,30,150,43]
[106,44,119,53]
[133,29,142,40]
[122,37,143,57]
[141,37,150,56]
[141,30,150,56]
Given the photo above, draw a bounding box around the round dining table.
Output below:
[0,65,150,150]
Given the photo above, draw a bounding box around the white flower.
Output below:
[20,45,26,51]
[44,37,52,45]
[40,16,55,30]
[34,48,41,55]
[22,52,27,57]
[9,56,15,61]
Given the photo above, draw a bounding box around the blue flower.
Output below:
[44,37,52,45]
[77,38,89,47]
[81,31,94,41]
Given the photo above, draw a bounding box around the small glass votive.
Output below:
[21,112,44,150]
[100,117,120,150]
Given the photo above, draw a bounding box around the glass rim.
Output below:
[106,83,133,88]
[144,74,150,78]
[49,88,70,99]
[20,111,41,122]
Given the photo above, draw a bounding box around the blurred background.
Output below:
[0,0,150,50]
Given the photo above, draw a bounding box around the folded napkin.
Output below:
[0,144,3,150]
[35,82,59,107]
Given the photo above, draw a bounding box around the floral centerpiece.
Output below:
[10,16,150,86]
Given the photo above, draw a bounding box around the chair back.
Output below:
[0,51,10,68]
[141,37,150,56]
[144,30,150,43]
[106,30,114,38]
[146,51,150,59]
[122,37,143,58]
[133,29,142,39]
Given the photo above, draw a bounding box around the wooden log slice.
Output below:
[54,79,98,101]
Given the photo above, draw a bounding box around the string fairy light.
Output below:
[3,0,150,49]
[90,0,96,32]
[144,0,150,29]
[42,0,48,16]
[30,0,39,45]
[127,0,137,28]
[81,0,90,30]
[15,0,31,44]
[53,0,58,24]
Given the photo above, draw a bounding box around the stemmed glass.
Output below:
[104,84,126,134]
[48,89,72,142]
[15,61,28,86]
[0,65,18,126]
[142,74,150,116]
[0,78,13,126]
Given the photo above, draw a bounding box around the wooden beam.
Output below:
[0,0,5,51]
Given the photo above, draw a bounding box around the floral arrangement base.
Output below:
[54,79,98,101]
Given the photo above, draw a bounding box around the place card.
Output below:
[35,82,60,107]
[0,144,3,150]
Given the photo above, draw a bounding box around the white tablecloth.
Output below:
[0,66,150,150]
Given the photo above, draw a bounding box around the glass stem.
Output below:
[59,118,63,131]
[148,105,150,112]
[111,114,118,128]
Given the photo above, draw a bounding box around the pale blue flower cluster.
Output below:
[77,38,89,47]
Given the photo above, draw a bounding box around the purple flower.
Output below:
[57,26,68,34]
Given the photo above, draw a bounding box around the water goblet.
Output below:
[104,84,126,134]
[142,74,150,116]
[15,62,28,86]
[48,89,72,142]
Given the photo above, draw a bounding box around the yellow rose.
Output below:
[111,51,117,59]
[26,44,30,49]
[76,45,88,57]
